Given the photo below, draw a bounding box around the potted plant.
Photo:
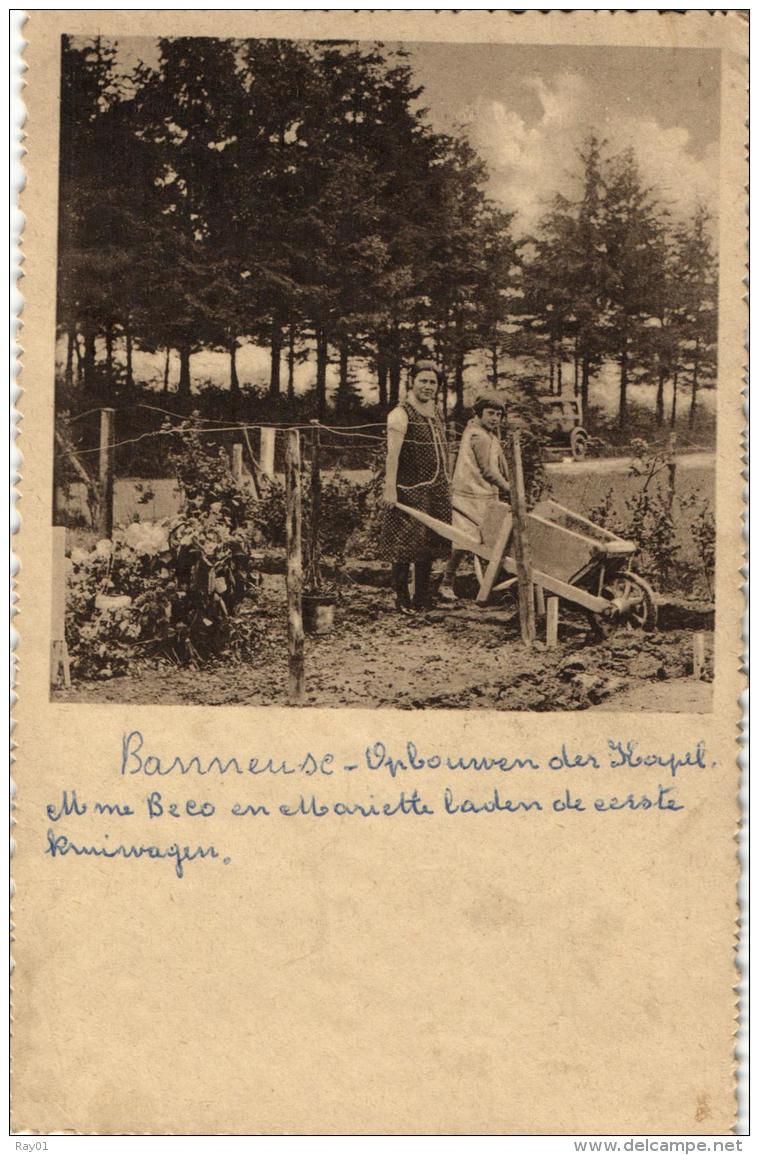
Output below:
[302,582,337,635]
[302,544,337,635]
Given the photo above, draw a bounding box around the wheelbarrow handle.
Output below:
[395,503,485,555]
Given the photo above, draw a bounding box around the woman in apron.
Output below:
[379,361,452,612]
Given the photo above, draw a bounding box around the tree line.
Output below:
[57,35,717,431]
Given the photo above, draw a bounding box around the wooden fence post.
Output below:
[231,443,243,482]
[446,420,458,477]
[504,430,536,647]
[546,597,559,649]
[260,427,276,479]
[666,432,677,510]
[98,407,115,539]
[308,420,322,585]
[50,526,71,688]
[285,429,305,704]
[692,632,705,680]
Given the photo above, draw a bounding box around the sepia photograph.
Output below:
[15,11,747,1139]
[51,34,719,711]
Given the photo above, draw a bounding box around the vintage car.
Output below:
[538,395,590,459]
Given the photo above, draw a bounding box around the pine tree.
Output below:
[600,149,665,429]
[671,205,718,430]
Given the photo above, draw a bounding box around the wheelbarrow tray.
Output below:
[396,499,637,614]
[509,499,636,585]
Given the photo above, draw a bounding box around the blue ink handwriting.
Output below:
[45,828,222,878]
[121,730,334,778]
[608,740,705,779]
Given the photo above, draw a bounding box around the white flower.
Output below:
[95,539,113,558]
[124,521,169,556]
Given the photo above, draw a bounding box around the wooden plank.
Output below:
[505,565,608,613]
[533,498,632,546]
[546,597,559,648]
[475,511,514,604]
[54,429,94,488]
[51,526,67,641]
[693,632,705,680]
[231,443,243,482]
[241,427,260,498]
[491,576,518,594]
[395,503,486,556]
[51,527,71,688]
[526,513,597,583]
[98,407,115,539]
[260,427,276,479]
[285,430,305,704]
[50,640,71,689]
[534,584,546,617]
[500,432,535,645]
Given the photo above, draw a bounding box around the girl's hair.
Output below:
[472,393,505,417]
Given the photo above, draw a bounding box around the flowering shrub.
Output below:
[67,513,262,676]
[66,427,265,677]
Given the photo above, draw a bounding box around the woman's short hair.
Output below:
[410,359,441,382]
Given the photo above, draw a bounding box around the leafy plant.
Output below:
[65,428,265,676]
[167,416,257,530]
[251,469,372,585]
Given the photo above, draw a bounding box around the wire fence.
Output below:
[54,400,715,536]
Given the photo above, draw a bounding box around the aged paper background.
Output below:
[13,10,747,1135]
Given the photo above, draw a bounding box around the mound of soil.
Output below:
[55,578,713,712]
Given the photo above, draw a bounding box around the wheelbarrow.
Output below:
[396,499,657,637]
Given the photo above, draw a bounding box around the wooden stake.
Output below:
[285,429,305,704]
[240,427,260,499]
[503,431,536,646]
[50,526,71,688]
[446,420,458,477]
[546,597,559,649]
[54,429,98,525]
[98,407,115,539]
[534,584,546,617]
[308,420,322,585]
[693,632,705,680]
[260,427,276,479]
[666,432,677,510]
[231,443,243,482]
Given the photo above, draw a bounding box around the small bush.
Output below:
[584,443,715,598]
[251,469,372,582]
[66,429,264,676]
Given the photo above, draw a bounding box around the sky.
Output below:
[109,37,720,234]
[405,43,720,232]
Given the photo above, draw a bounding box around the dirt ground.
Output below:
[54,576,713,712]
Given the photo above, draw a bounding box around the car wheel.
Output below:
[570,429,588,459]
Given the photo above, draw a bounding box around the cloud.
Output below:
[465,69,718,233]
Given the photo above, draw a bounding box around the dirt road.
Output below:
[545,451,714,475]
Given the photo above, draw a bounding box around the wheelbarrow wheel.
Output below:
[586,570,658,640]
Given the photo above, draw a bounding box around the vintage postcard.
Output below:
[13,9,747,1135]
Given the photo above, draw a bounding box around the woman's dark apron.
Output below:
[379,401,452,562]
